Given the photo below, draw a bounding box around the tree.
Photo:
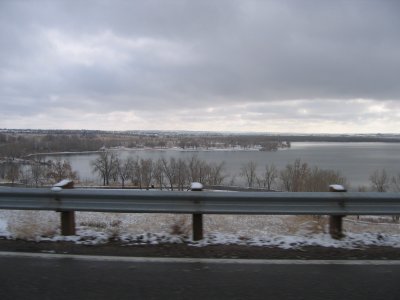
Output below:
[161,157,177,191]
[279,159,309,191]
[391,173,400,192]
[30,157,47,187]
[175,158,188,190]
[305,167,347,192]
[47,158,78,183]
[0,162,5,179]
[153,158,165,190]
[369,169,390,192]
[129,157,142,188]
[240,161,257,188]
[5,163,21,186]
[257,164,278,190]
[206,162,226,185]
[19,167,32,187]
[116,157,133,188]
[140,158,154,189]
[279,159,347,192]
[187,155,202,183]
[391,173,400,222]
[91,151,118,186]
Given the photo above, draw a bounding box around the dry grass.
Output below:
[285,215,329,234]
[1,210,399,240]
[5,211,59,239]
[169,215,191,236]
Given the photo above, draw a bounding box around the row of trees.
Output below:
[91,152,226,190]
[368,169,400,192]
[90,154,347,192]
[0,158,78,187]
[0,131,292,159]
[240,159,348,192]
[2,152,399,193]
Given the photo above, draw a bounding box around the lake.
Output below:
[50,142,400,189]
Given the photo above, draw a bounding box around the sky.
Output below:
[1,0,400,134]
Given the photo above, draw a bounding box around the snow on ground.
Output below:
[0,210,399,249]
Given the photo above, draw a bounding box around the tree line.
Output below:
[366,169,400,192]
[90,154,400,192]
[91,152,226,190]
[2,151,400,193]
[0,158,77,187]
[0,132,290,159]
[239,159,348,192]
[89,153,350,192]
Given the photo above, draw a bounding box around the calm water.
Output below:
[51,142,400,189]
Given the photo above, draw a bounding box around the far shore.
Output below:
[24,145,276,157]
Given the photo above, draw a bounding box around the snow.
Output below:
[329,184,346,191]
[53,179,73,187]
[0,218,10,238]
[0,211,399,249]
[190,182,203,191]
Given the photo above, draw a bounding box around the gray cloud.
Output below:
[0,0,399,132]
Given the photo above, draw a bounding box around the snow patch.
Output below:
[0,211,399,249]
[0,218,10,238]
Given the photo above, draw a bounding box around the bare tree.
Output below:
[153,158,165,190]
[116,157,133,188]
[391,173,400,192]
[279,159,346,192]
[175,158,188,191]
[369,168,390,192]
[5,163,21,186]
[20,167,32,187]
[127,157,154,189]
[279,159,309,191]
[158,157,187,190]
[305,167,347,192]
[240,161,257,188]
[161,157,179,190]
[91,151,118,186]
[187,155,202,183]
[257,164,278,190]
[197,160,211,184]
[47,158,78,183]
[391,173,400,222]
[30,157,47,187]
[0,163,5,179]
[207,162,226,185]
[129,157,142,188]
[140,158,154,189]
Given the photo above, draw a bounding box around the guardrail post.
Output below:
[329,184,346,239]
[53,179,76,236]
[192,214,203,241]
[191,182,204,241]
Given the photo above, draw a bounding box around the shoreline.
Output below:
[25,146,279,157]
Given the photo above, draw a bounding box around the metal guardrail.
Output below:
[0,188,400,215]
[0,187,399,240]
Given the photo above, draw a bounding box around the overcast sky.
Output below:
[1,0,400,133]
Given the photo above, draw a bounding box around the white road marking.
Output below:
[0,251,399,265]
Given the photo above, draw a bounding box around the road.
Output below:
[0,253,399,300]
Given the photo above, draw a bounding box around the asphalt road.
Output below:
[0,253,400,300]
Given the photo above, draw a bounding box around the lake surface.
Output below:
[51,142,400,189]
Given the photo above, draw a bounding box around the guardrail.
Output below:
[0,186,399,240]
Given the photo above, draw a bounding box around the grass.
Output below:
[1,210,399,241]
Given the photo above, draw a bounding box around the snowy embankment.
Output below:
[0,211,399,249]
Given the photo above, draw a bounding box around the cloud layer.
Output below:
[1,0,399,133]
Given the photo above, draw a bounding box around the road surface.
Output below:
[0,252,399,300]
